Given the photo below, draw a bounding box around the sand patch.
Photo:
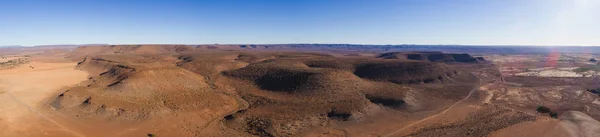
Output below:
[560,111,600,137]
[489,119,569,137]
[0,61,88,136]
[592,99,600,105]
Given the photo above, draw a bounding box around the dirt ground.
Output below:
[489,119,570,137]
[3,45,600,137]
[0,60,88,136]
[0,56,21,62]
[384,73,600,137]
[559,111,600,137]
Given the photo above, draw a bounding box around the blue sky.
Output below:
[1,0,598,46]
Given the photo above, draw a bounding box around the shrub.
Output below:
[536,106,551,113]
[587,88,600,96]
[549,112,559,118]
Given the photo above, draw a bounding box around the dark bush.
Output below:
[366,95,405,108]
[536,106,559,118]
[224,114,234,120]
[327,109,351,121]
[549,112,559,118]
[587,88,600,96]
[536,106,551,113]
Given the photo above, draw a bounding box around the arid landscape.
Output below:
[0,44,599,137]
[4,0,600,136]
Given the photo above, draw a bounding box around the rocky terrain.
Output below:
[1,44,599,137]
[376,51,485,63]
[0,57,31,69]
[36,45,481,136]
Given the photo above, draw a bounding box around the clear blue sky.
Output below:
[1,0,598,46]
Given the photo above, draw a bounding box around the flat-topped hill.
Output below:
[376,51,485,63]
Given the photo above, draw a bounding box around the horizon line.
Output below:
[3,43,600,47]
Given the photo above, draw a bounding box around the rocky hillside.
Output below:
[376,51,485,63]
[48,45,481,136]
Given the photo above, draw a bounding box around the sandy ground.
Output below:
[491,111,600,137]
[560,111,600,137]
[385,75,599,137]
[387,103,483,137]
[478,79,600,137]
[489,119,570,137]
[0,61,88,136]
[0,57,21,62]
[515,69,583,77]
[384,74,482,137]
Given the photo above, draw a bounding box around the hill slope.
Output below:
[47,46,481,136]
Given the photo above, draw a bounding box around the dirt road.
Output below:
[384,74,482,137]
[0,62,88,136]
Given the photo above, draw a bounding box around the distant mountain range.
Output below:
[0,45,24,48]
[4,44,600,54]
[0,44,108,51]
[194,44,600,54]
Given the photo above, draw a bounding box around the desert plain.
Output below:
[0,44,599,137]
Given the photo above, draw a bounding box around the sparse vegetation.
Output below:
[8,44,598,136]
[536,106,551,113]
[549,112,559,118]
[536,105,558,118]
[586,88,600,96]
[573,65,600,73]
[327,109,352,121]
[366,95,406,108]
[407,105,537,137]
[0,57,31,69]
